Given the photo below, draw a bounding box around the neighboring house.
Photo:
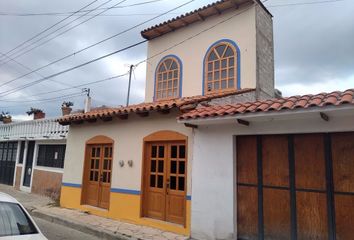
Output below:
[58,0,274,237]
[178,90,354,240]
[0,118,68,199]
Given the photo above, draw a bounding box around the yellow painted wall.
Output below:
[60,186,191,235]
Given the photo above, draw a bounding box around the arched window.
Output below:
[205,41,238,93]
[155,56,181,100]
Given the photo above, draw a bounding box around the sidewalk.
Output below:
[0,184,188,240]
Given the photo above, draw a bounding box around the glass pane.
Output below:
[173,80,178,87]
[94,171,98,181]
[103,172,107,182]
[221,69,227,79]
[104,147,109,158]
[168,71,172,79]
[179,145,186,158]
[178,177,185,191]
[228,79,234,88]
[215,71,220,80]
[162,91,167,98]
[208,51,217,61]
[214,82,219,90]
[208,72,212,81]
[159,64,166,72]
[158,146,164,158]
[229,57,234,66]
[163,73,167,80]
[157,175,163,188]
[224,46,234,57]
[108,172,111,183]
[158,74,162,81]
[165,59,172,69]
[208,62,213,71]
[150,175,156,187]
[173,89,178,97]
[151,146,157,157]
[157,83,162,90]
[104,159,108,170]
[171,146,177,158]
[109,147,112,158]
[221,59,227,68]
[90,171,94,181]
[221,80,227,89]
[171,161,177,174]
[170,176,177,190]
[91,159,94,169]
[151,160,156,172]
[156,91,161,99]
[229,68,234,77]
[158,160,164,173]
[96,148,100,158]
[168,89,172,97]
[173,70,178,78]
[91,148,95,157]
[207,83,212,91]
[168,81,172,88]
[179,161,185,174]
[162,82,167,89]
[216,44,226,57]
[95,159,99,169]
[170,60,178,70]
[215,61,220,70]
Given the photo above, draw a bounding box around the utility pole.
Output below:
[126,64,134,107]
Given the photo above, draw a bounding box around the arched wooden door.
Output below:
[82,136,113,209]
[142,131,187,225]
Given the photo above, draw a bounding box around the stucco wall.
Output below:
[190,110,354,240]
[62,111,193,197]
[31,169,62,200]
[145,4,257,102]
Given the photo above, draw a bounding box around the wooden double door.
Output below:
[143,142,187,225]
[82,144,113,209]
[237,133,354,240]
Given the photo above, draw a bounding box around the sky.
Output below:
[0,0,353,120]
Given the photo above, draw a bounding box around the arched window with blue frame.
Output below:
[155,55,182,100]
[204,39,240,94]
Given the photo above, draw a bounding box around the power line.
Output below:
[0,0,128,65]
[0,0,100,61]
[0,91,85,103]
[0,0,195,89]
[0,0,164,17]
[267,0,344,7]
[0,13,182,17]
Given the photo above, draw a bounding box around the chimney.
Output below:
[2,116,12,124]
[84,96,91,113]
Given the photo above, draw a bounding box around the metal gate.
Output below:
[0,142,18,185]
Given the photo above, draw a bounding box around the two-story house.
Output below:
[58,0,275,238]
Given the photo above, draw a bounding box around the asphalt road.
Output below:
[34,217,102,240]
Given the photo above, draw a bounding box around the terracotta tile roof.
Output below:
[178,89,354,120]
[141,0,271,40]
[58,88,255,124]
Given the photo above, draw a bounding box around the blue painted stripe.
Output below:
[62,182,81,188]
[110,188,141,195]
[186,195,192,200]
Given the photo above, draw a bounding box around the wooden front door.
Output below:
[143,142,187,225]
[83,144,113,209]
[237,133,354,240]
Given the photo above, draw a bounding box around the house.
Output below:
[178,89,354,240]
[58,0,274,237]
[0,116,68,199]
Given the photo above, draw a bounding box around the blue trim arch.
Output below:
[202,39,241,95]
[153,54,183,101]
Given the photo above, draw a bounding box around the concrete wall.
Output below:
[190,110,354,239]
[61,111,193,235]
[145,4,257,101]
[14,166,22,190]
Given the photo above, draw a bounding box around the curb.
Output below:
[29,208,136,240]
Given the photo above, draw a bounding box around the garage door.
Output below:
[236,133,354,240]
[0,142,18,185]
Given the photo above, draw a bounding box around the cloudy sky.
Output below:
[0,0,353,120]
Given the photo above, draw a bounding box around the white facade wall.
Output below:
[145,4,257,102]
[190,110,354,240]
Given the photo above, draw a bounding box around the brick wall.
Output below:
[255,4,275,99]
[31,169,63,200]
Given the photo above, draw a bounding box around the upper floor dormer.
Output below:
[141,0,274,102]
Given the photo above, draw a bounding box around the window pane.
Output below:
[208,51,217,61]
[168,89,172,97]
[151,160,156,172]
[157,83,162,90]
[221,80,227,89]
[90,171,94,181]
[170,61,178,70]
[207,83,212,91]
[216,45,226,57]
[179,145,186,158]
[91,148,95,157]
[178,177,185,191]
[173,89,178,97]
[214,82,219,90]
[168,72,172,79]
[163,82,167,89]
[171,146,177,158]
[150,175,156,187]
[107,172,111,183]
[95,159,99,169]
[173,80,178,87]
[94,171,98,181]
[96,148,100,158]
[221,59,227,68]
[228,79,234,88]
[171,161,177,174]
[224,46,234,57]
[173,70,178,78]
[168,81,172,88]
[91,159,95,169]
[229,68,234,77]
[163,73,167,80]
[151,146,157,158]
[104,147,109,158]
[104,159,108,170]
[162,91,166,98]
[208,72,212,81]
[103,172,107,182]
[208,62,213,71]
[158,74,162,81]
[158,160,164,173]
[221,69,227,79]
[179,161,185,174]
[158,146,164,158]
[170,176,176,190]
[215,71,220,80]
[157,175,163,188]
[215,61,220,70]
[159,64,166,72]
[229,57,234,66]
[165,59,172,69]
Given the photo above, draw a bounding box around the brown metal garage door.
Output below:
[236,133,354,240]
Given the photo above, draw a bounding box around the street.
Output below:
[34,217,102,240]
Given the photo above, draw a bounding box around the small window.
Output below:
[37,145,66,168]
[205,41,238,93]
[155,57,181,100]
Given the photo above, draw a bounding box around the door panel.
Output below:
[98,145,113,209]
[23,141,35,187]
[334,195,354,240]
[144,142,186,225]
